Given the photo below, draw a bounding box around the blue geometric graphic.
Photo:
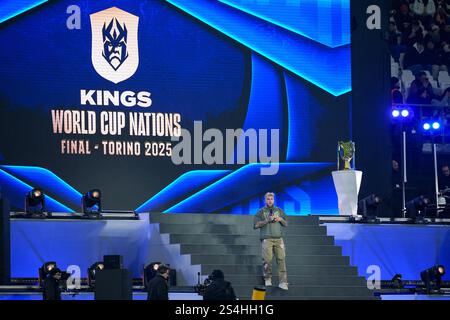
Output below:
[0,0,350,215]
[220,0,350,48]
[0,168,74,212]
[284,72,318,161]
[231,53,287,163]
[166,0,351,96]
[165,162,334,213]
[0,0,48,24]
[136,170,231,213]
[243,54,285,133]
[0,165,82,210]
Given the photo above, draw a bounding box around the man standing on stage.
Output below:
[254,192,288,290]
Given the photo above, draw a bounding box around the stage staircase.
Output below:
[149,213,378,300]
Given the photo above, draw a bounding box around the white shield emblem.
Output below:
[90,7,139,84]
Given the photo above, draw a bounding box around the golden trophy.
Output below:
[337,141,355,170]
[333,140,362,216]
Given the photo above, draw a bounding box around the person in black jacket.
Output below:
[440,164,450,190]
[147,265,170,300]
[203,270,236,301]
[390,159,403,217]
[43,268,62,300]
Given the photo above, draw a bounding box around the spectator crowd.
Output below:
[390,0,450,107]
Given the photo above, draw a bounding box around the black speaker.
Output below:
[169,269,177,287]
[104,255,123,269]
[0,197,11,285]
[94,269,132,300]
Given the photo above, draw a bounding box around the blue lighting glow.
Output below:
[219,0,350,48]
[401,109,409,118]
[432,122,441,130]
[0,0,351,215]
[135,170,231,213]
[0,168,74,212]
[235,53,286,163]
[0,165,82,210]
[423,122,431,130]
[166,0,351,96]
[0,0,48,24]
[392,109,400,118]
[164,163,333,213]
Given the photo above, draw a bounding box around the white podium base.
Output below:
[332,170,363,216]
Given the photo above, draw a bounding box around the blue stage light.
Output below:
[423,123,431,130]
[432,122,441,130]
[392,109,400,118]
[391,107,413,121]
[82,189,102,217]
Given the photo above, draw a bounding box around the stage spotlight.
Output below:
[391,274,403,289]
[406,196,430,221]
[357,194,381,222]
[423,120,442,132]
[38,261,57,287]
[421,265,445,294]
[82,189,102,217]
[25,188,45,216]
[87,262,104,288]
[432,121,441,130]
[391,106,413,121]
[391,109,400,118]
[143,262,161,288]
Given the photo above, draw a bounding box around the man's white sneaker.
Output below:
[264,279,272,287]
[278,282,288,290]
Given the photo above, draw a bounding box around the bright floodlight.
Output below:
[432,122,441,130]
[392,109,400,118]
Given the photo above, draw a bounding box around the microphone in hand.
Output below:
[269,209,276,223]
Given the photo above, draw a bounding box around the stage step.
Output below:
[159,223,327,236]
[190,254,350,266]
[225,275,367,286]
[239,296,379,300]
[232,285,376,298]
[169,234,336,245]
[180,244,342,256]
[147,212,376,300]
[150,213,320,226]
[240,286,379,300]
[200,264,359,277]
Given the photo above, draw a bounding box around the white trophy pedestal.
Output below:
[332,170,363,216]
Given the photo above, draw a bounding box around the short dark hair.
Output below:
[157,264,170,274]
[417,71,427,77]
[48,267,62,277]
[210,269,225,280]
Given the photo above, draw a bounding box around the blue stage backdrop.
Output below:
[0,0,351,214]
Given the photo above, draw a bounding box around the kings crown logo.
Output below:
[102,18,129,71]
[90,7,139,84]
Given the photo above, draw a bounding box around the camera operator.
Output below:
[203,270,236,301]
[42,268,63,300]
[147,264,170,300]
